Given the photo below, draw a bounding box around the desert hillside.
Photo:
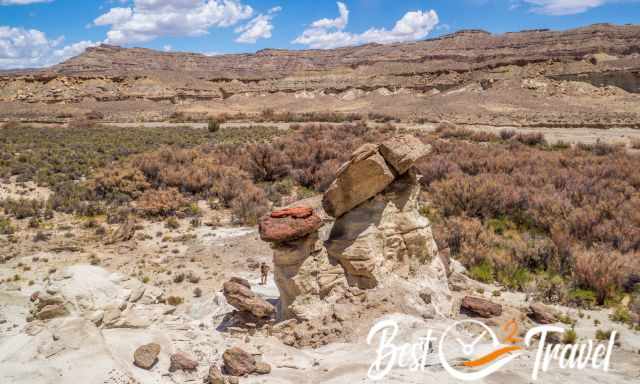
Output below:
[0,23,639,125]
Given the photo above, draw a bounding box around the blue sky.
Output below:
[0,0,638,69]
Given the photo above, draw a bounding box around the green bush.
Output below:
[567,289,597,309]
[562,328,577,344]
[469,261,494,283]
[610,306,632,324]
[497,267,530,291]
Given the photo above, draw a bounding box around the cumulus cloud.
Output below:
[234,6,280,44]
[94,0,254,45]
[0,0,52,5]
[522,0,609,15]
[292,2,439,49]
[0,26,96,69]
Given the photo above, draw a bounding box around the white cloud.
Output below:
[293,2,439,49]
[163,44,172,51]
[0,0,52,5]
[94,0,254,45]
[522,0,607,15]
[310,1,348,30]
[234,6,280,44]
[0,26,96,69]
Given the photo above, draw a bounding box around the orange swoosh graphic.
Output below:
[463,346,523,367]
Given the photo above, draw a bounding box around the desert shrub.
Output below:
[562,328,577,344]
[567,289,597,309]
[0,216,15,235]
[137,188,188,217]
[610,306,632,324]
[499,129,516,140]
[469,261,494,283]
[165,217,180,230]
[515,132,546,146]
[207,118,221,133]
[577,141,620,156]
[573,245,630,305]
[245,144,291,182]
[0,198,45,219]
[230,182,269,225]
[595,329,616,341]
[496,267,531,291]
[33,231,50,242]
[166,296,184,306]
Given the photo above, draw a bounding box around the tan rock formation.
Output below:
[259,136,452,323]
[322,144,395,218]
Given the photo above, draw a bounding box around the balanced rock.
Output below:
[223,347,256,376]
[322,143,395,218]
[528,302,558,324]
[169,352,198,372]
[223,278,275,319]
[259,207,322,242]
[133,343,161,370]
[379,135,431,175]
[461,296,502,318]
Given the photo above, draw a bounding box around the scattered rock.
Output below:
[255,361,271,375]
[259,207,322,242]
[207,365,225,384]
[169,352,199,372]
[528,302,558,324]
[36,304,68,320]
[223,347,256,376]
[223,279,275,319]
[461,296,502,318]
[133,343,161,370]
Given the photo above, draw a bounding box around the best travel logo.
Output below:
[366,318,617,381]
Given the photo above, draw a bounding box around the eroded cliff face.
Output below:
[1,24,640,124]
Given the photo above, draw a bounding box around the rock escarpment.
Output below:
[259,135,452,325]
[1,24,639,125]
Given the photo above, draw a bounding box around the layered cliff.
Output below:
[1,24,639,124]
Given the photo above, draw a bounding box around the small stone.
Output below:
[208,365,224,384]
[36,304,68,320]
[133,343,161,370]
[223,347,256,376]
[460,296,502,318]
[169,352,199,372]
[529,302,558,324]
[255,361,271,375]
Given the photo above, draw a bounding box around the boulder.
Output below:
[379,135,431,175]
[461,296,502,318]
[36,304,68,320]
[528,302,558,324]
[325,171,440,289]
[208,365,225,384]
[259,207,322,242]
[223,279,275,319]
[322,143,395,218]
[223,347,256,376]
[169,352,199,372]
[133,343,160,370]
